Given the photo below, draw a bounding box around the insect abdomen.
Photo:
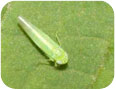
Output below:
[18,16,61,59]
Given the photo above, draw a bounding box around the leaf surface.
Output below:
[1,1,114,89]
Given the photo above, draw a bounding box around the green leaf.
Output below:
[1,1,114,89]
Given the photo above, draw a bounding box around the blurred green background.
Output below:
[1,1,114,89]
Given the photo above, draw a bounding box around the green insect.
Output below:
[18,16,68,66]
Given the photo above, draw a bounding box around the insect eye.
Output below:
[56,61,62,64]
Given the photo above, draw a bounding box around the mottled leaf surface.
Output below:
[1,1,114,89]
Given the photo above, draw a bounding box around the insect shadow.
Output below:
[18,24,68,70]
[56,64,68,70]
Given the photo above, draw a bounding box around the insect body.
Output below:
[18,16,68,66]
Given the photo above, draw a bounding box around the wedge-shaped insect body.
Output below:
[18,16,68,66]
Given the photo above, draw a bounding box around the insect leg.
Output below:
[55,62,58,67]
[49,58,54,62]
[56,31,61,46]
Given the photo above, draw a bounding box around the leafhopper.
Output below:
[18,16,68,66]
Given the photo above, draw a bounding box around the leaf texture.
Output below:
[1,1,114,89]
